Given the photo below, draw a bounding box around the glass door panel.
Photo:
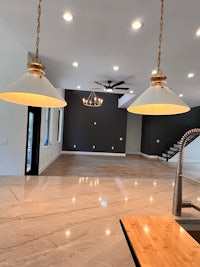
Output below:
[26,112,34,173]
[25,107,41,175]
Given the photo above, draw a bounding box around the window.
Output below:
[57,108,63,142]
[44,108,52,147]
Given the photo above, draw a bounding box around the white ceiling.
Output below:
[0,0,200,107]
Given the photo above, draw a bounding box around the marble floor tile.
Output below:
[1,156,200,266]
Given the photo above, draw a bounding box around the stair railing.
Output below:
[172,128,200,216]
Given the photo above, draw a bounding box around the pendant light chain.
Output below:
[127,0,190,115]
[35,0,42,63]
[157,0,164,75]
[0,0,67,108]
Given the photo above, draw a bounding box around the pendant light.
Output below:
[0,0,67,108]
[127,0,190,115]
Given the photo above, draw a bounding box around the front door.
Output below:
[25,106,41,175]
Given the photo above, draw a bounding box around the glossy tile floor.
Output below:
[0,155,200,267]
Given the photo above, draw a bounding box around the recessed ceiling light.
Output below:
[152,69,157,75]
[113,65,119,71]
[63,12,73,22]
[179,94,183,98]
[72,61,79,67]
[196,27,200,36]
[130,90,134,94]
[77,85,81,89]
[187,72,194,78]
[131,20,143,30]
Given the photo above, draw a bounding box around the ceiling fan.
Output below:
[94,80,129,93]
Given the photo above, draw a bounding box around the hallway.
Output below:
[41,154,176,178]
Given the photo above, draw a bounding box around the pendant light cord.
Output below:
[35,0,42,63]
[157,0,164,75]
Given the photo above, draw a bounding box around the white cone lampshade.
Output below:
[127,76,190,115]
[0,63,67,108]
[0,0,67,108]
[127,0,190,116]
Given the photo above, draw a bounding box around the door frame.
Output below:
[25,106,41,175]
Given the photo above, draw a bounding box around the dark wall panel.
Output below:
[63,91,127,153]
[141,106,200,155]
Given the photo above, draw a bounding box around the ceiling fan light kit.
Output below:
[0,0,67,108]
[106,88,113,93]
[95,80,129,93]
[127,0,190,116]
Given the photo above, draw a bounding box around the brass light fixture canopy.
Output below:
[150,74,167,83]
[27,62,45,75]
[127,0,190,116]
[0,0,67,108]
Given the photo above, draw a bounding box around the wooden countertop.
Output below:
[120,216,200,267]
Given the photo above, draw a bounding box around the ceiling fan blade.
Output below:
[111,81,125,88]
[115,87,129,90]
[95,81,104,86]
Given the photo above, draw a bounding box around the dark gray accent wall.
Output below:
[63,90,127,153]
[141,106,200,155]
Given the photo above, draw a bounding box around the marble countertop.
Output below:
[0,175,200,266]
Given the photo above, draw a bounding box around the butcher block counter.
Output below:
[120,216,200,267]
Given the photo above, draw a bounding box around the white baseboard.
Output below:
[159,156,167,161]
[139,152,159,159]
[61,151,126,157]
[169,159,200,163]
[126,152,142,155]
[39,153,60,174]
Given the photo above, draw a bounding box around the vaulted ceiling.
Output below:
[0,0,200,107]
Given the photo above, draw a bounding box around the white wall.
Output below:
[126,112,142,154]
[169,136,200,163]
[39,89,65,174]
[0,21,66,175]
[0,20,28,175]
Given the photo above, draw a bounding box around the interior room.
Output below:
[0,0,200,266]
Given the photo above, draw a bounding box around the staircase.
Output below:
[161,135,198,161]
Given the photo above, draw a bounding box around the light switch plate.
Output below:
[0,138,8,145]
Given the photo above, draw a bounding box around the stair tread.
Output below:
[161,133,199,161]
[170,147,179,152]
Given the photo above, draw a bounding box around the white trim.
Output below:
[184,176,200,184]
[61,151,126,157]
[169,159,200,163]
[126,152,142,155]
[39,153,60,174]
[139,152,159,159]
[159,156,167,161]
